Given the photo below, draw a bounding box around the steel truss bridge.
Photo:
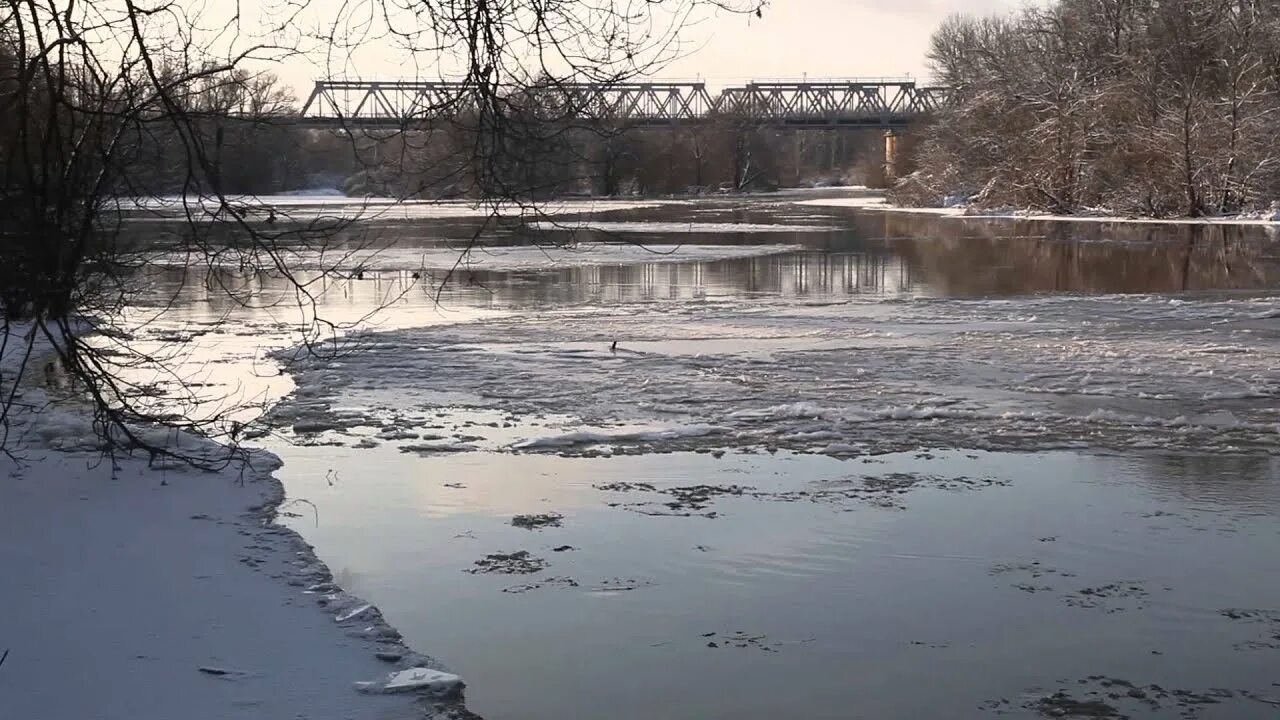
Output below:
[298,80,949,130]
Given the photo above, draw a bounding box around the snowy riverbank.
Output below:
[794,193,1280,226]
[0,327,466,720]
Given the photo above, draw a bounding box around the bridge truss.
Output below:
[298,80,948,129]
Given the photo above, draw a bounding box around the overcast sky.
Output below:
[658,0,1026,82]
[275,0,1029,94]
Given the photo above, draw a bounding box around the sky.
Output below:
[273,0,1029,95]
[656,0,1026,83]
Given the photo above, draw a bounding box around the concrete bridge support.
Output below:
[883,130,900,182]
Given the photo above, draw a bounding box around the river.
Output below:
[130,190,1280,719]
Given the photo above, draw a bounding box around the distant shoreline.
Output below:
[793,192,1280,228]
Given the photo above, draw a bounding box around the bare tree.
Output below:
[896,0,1280,218]
[0,0,763,465]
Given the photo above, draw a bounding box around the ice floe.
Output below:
[271,293,1280,457]
[355,667,463,695]
[147,243,805,273]
[526,221,840,233]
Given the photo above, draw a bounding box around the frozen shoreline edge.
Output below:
[794,193,1280,227]
[246,451,472,714]
[0,322,473,719]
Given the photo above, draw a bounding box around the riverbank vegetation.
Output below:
[895,0,1280,218]
[348,122,888,199]
[0,0,761,460]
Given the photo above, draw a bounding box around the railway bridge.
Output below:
[298,79,949,129]
[296,79,949,180]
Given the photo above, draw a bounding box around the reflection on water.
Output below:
[1133,454,1280,510]
[276,446,1280,720]
[888,217,1280,296]
[125,195,1280,720]
[135,202,1280,314]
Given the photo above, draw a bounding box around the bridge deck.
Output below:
[297,80,948,128]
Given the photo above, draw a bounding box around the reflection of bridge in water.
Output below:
[299,80,949,129]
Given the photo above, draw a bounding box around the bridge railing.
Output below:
[713,82,947,126]
[298,79,949,127]
[299,81,476,121]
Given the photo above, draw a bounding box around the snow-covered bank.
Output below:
[0,333,465,719]
[795,194,1280,226]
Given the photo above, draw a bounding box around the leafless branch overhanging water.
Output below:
[0,0,768,469]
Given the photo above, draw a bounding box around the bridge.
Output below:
[297,79,949,129]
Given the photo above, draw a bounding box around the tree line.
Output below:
[348,120,887,199]
[895,0,1280,217]
[0,0,766,465]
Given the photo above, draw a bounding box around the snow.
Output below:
[123,195,667,222]
[526,220,840,233]
[791,195,966,216]
[401,440,479,454]
[0,325,464,720]
[356,668,464,695]
[274,294,1280,458]
[335,604,376,623]
[280,187,347,197]
[0,448,468,719]
[150,243,805,273]
[512,424,727,449]
[794,194,1280,226]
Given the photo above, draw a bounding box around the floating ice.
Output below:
[400,441,478,455]
[275,293,1280,457]
[513,424,727,449]
[526,220,840,233]
[146,243,804,273]
[334,604,373,623]
[123,195,664,220]
[354,667,463,695]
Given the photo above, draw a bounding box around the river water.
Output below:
[133,191,1280,719]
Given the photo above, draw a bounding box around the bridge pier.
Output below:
[883,130,900,182]
[794,131,803,186]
